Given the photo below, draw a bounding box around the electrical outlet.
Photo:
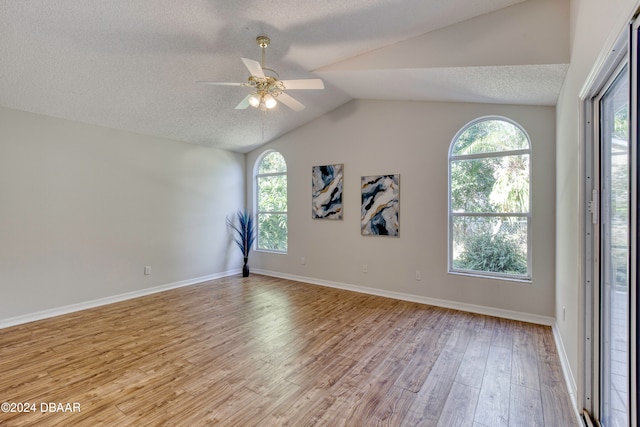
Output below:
[144,266,151,275]
[415,270,421,281]
[562,306,566,321]
[362,264,368,273]
[301,257,306,265]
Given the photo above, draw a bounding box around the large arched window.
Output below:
[255,150,287,252]
[449,117,531,280]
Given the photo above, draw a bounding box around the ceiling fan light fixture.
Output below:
[248,93,261,108]
[264,94,278,109]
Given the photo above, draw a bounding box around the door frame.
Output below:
[581,18,639,426]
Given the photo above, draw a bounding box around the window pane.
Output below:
[451,155,529,213]
[599,64,630,427]
[258,213,287,251]
[258,175,287,212]
[451,158,497,213]
[452,119,529,156]
[452,216,528,276]
[258,152,287,174]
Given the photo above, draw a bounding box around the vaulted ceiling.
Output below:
[0,0,568,153]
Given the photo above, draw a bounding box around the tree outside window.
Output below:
[449,118,531,279]
[256,151,287,252]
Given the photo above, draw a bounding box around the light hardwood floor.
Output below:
[0,275,578,426]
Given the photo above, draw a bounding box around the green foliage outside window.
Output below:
[614,105,629,141]
[258,213,287,252]
[259,151,287,174]
[258,175,287,212]
[452,217,528,275]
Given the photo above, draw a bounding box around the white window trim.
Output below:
[447,115,532,282]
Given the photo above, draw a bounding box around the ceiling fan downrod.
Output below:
[256,36,270,68]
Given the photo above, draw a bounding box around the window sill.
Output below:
[448,269,532,284]
[255,249,287,255]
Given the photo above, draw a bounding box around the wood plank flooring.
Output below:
[0,275,578,426]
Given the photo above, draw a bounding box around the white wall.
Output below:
[247,99,556,319]
[0,106,245,321]
[555,0,639,406]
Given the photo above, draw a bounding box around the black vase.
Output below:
[242,257,249,277]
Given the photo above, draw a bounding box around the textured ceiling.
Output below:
[0,0,567,153]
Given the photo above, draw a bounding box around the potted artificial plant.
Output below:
[227,210,256,277]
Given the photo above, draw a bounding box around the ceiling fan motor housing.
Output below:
[256,36,270,49]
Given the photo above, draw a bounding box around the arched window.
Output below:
[449,117,531,280]
[255,151,287,252]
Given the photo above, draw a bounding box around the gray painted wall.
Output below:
[0,106,245,320]
[247,100,556,318]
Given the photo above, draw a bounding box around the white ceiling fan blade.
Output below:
[241,58,265,78]
[281,79,324,90]
[235,94,252,109]
[196,81,243,86]
[277,92,306,112]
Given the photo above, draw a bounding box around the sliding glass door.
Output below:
[585,19,638,427]
[597,62,630,427]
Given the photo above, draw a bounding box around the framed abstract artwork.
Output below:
[361,174,399,236]
[312,164,344,219]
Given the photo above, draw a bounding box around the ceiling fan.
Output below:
[197,36,324,112]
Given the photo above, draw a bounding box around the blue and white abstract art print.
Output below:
[312,164,344,219]
[361,174,399,236]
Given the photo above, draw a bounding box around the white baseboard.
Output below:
[552,321,581,423]
[0,269,240,329]
[253,269,555,326]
